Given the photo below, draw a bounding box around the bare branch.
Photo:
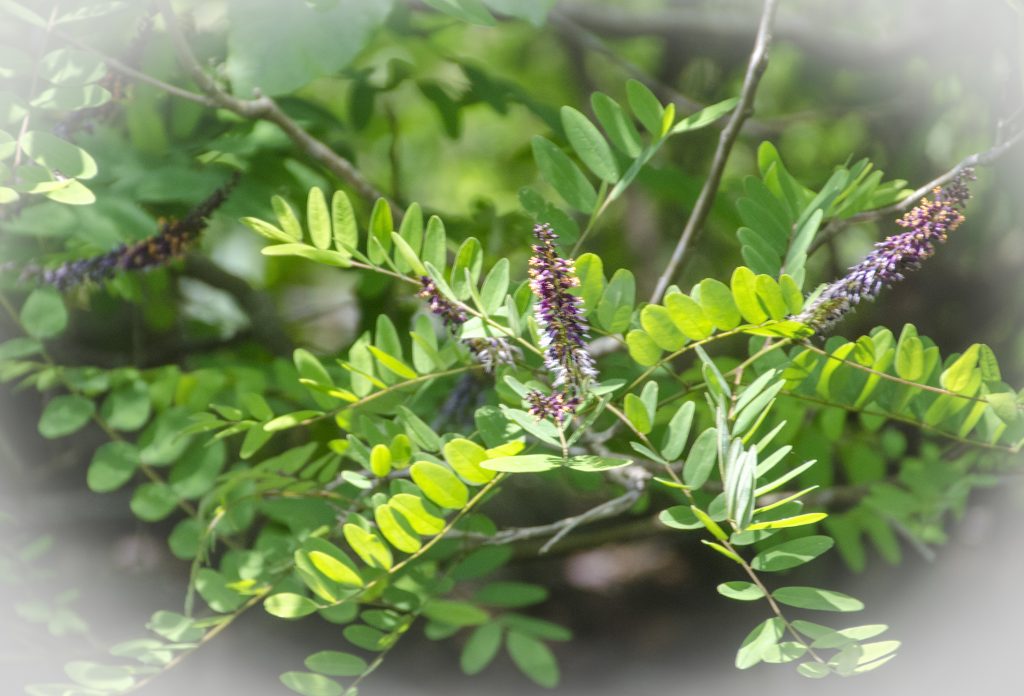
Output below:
[49,25,216,108]
[650,0,780,303]
[155,0,397,218]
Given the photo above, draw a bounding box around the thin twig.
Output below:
[155,0,396,217]
[649,0,780,303]
[13,5,59,167]
[809,126,1024,255]
[47,25,216,107]
[463,488,643,551]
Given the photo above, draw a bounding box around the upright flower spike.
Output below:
[528,223,597,389]
[525,223,597,423]
[796,168,975,334]
[10,173,240,291]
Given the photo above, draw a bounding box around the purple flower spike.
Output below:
[418,276,467,331]
[10,173,239,291]
[526,388,580,424]
[796,168,974,334]
[528,224,597,390]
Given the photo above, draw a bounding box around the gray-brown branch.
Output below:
[650,0,779,303]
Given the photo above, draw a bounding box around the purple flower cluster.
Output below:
[464,336,520,374]
[10,173,239,291]
[417,276,467,330]
[415,277,518,374]
[529,224,596,387]
[526,223,596,422]
[526,388,581,424]
[797,168,974,334]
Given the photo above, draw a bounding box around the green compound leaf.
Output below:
[368,197,393,264]
[307,550,364,587]
[342,523,393,570]
[38,394,94,439]
[305,650,368,678]
[746,512,827,531]
[87,441,140,493]
[564,455,633,472]
[717,581,765,601]
[482,454,560,472]
[271,195,303,240]
[343,624,390,651]
[100,381,151,431]
[506,631,560,688]
[388,494,445,535]
[591,91,642,157]
[670,96,738,134]
[683,427,718,489]
[731,266,769,324]
[501,614,572,642]
[479,257,510,315]
[761,641,809,665]
[20,288,67,339]
[443,438,496,484]
[773,586,865,612]
[22,130,98,179]
[806,623,890,649]
[369,443,392,478]
[331,190,358,252]
[625,78,664,135]
[410,460,469,509]
[0,336,41,361]
[264,411,323,432]
[64,661,135,692]
[461,622,504,675]
[797,662,831,679]
[751,535,834,572]
[423,599,490,627]
[698,278,742,331]
[626,329,662,366]
[194,568,245,612]
[664,290,714,340]
[531,135,597,213]
[261,244,352,267]
[940,343,980,393]
[242,216,295,244]
[624,392,652,434]
[659,505,702,530]
[306,186,331,249]
[736,617,785,669]
[168,518,201,560]
[280,671,342,696]
[265,593,320,619]
[641,303,687,351]
[560,105,619,183]
[475,581,548,608]
[574,252,605,313]
[374,504,422,554]
[597,268,636,333]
